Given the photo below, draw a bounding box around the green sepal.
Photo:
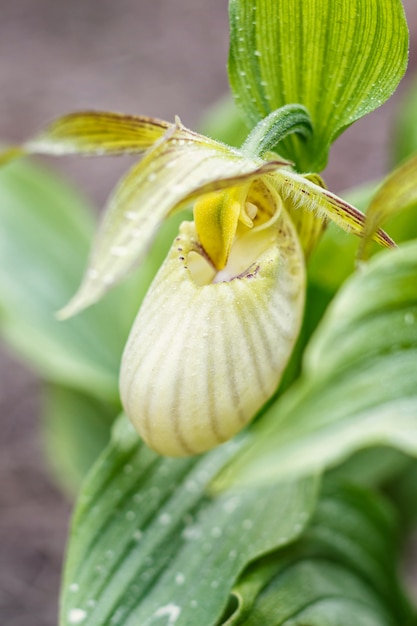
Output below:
[241,104,312,158]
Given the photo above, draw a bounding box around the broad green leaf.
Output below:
[0,160,181,400]
[214,240,417,488]
[42,385,116,496]
[60,416,318,626]
[359,154,417,260]
[228,485,412,625]
[228,0,409,171]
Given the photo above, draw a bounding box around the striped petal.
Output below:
[4,111,170,159]
[59,121,288,317]
[269,169,395,249]
[120,210,305,457]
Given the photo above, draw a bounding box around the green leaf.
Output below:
[214,240,417,488]
[228,0,409,171]
[0,159,181,400]
[228,484,412,625]
[41,385,116,496]
[60,416,318,626]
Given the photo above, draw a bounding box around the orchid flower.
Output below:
[0,108,394,456]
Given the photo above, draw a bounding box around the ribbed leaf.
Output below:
[60,416,317,626]
[227,484,412,625]
[215,240,417,488]
[228,0,409,171]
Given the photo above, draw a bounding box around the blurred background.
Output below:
[0,1,416,624]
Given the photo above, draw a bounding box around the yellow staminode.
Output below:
[193,185,251,270]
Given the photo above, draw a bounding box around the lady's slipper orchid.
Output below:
[0,110,394,456]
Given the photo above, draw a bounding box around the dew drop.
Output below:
[159,512,171,525]
[153,603,181,625]
[133,529,143,541]
[229,549,237,560]
[123,464,133,474]
[405,312,415,325]
[182,525,201,540]
[148,172,157,182]
[211,527,222,538]
[126,511,136,522]
[87,268,98,280]
[223,496,241,513]
[103,274,115,287]
[125,211,137,221]
[69,583,79,593]
[68,608,87,624]
[242,519,253,530]
[211,580,219,589]
[190,600,198,608]
[175,573,185,585]
[111,246,128,258]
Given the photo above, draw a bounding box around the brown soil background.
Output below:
[0,1,417,625]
